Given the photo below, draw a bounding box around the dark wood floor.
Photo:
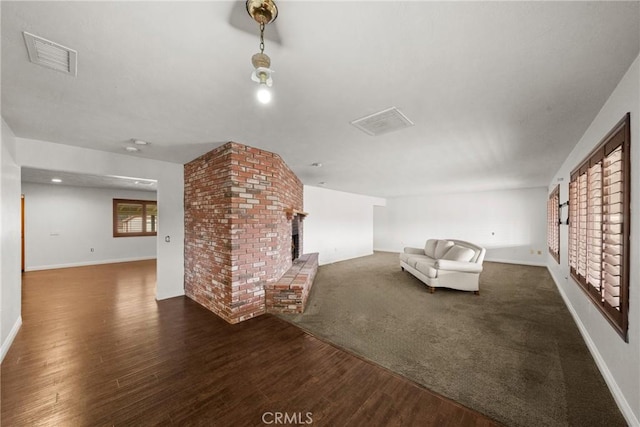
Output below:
[1,261,499,426]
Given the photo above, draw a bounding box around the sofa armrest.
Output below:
[435,259,483,273]
[403,247,425,255]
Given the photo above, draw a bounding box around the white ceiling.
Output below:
[2,1,639,198]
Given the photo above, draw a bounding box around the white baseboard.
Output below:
[155,290,185,301]
[484,257,546,267]
[25,256,157,271]
[547,267,639,427]
[373,247,400,253]
[1,316,22,362]
[318,251,375,267]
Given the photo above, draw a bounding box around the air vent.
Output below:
[350,107,414,136]
[23,32,77,76]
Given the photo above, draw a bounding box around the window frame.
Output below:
[547,185,560,263]
[568,113,630,341]
[113,198,158,238]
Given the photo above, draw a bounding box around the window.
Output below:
[547,185,560,263]
[113,199,158,237]
[568,113,630,341]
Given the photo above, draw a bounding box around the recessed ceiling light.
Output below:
[311,162,323,167]
[133,139,150,146]
[125,146,140,152]
[51,178,62,183]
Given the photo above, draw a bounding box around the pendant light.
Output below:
[246,0,278,104]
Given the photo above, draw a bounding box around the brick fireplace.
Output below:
[184,142,304,323]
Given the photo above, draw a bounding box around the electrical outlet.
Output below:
[537,250,542,255]
[90,248,94,252]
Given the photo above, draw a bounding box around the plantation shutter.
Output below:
[547,186,559,262]
[569,179,578,271]
[568,180,578,270]
[567,113,630,341]
[576,172,588,278]
[547,199,551,250]
[602,145,623,311]
[586,160,602,295]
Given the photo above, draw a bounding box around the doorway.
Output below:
[21,194,25,272]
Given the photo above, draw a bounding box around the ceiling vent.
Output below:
[350,107,414,136]
[23,32,77,76]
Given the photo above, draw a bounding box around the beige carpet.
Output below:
[279,252,626,427]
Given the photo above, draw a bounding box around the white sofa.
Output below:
[399,239,486,294]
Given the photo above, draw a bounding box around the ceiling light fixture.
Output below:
[125,146,140,152]
[246,0,278,104]
[133,139,150,146]
[51,178,62,183]
[311,162,323,168]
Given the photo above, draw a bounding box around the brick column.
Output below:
[184,142,303,323]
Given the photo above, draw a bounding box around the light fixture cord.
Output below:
[259,22,265,54]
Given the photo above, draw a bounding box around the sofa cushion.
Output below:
[400,254,431,267]
[399,252,412,263]
[400,252,421,266]
[425,239,454,259]
[405,257,422,268]
[435,240,454,259]
[442,244,476,262]
[408,255,437,269]
[424,239,438,258]
[414,260,438,278]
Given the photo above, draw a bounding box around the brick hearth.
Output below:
[184,142,304,323]
[265,253,319,314]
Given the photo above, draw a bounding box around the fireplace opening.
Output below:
[292,216,300,261]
